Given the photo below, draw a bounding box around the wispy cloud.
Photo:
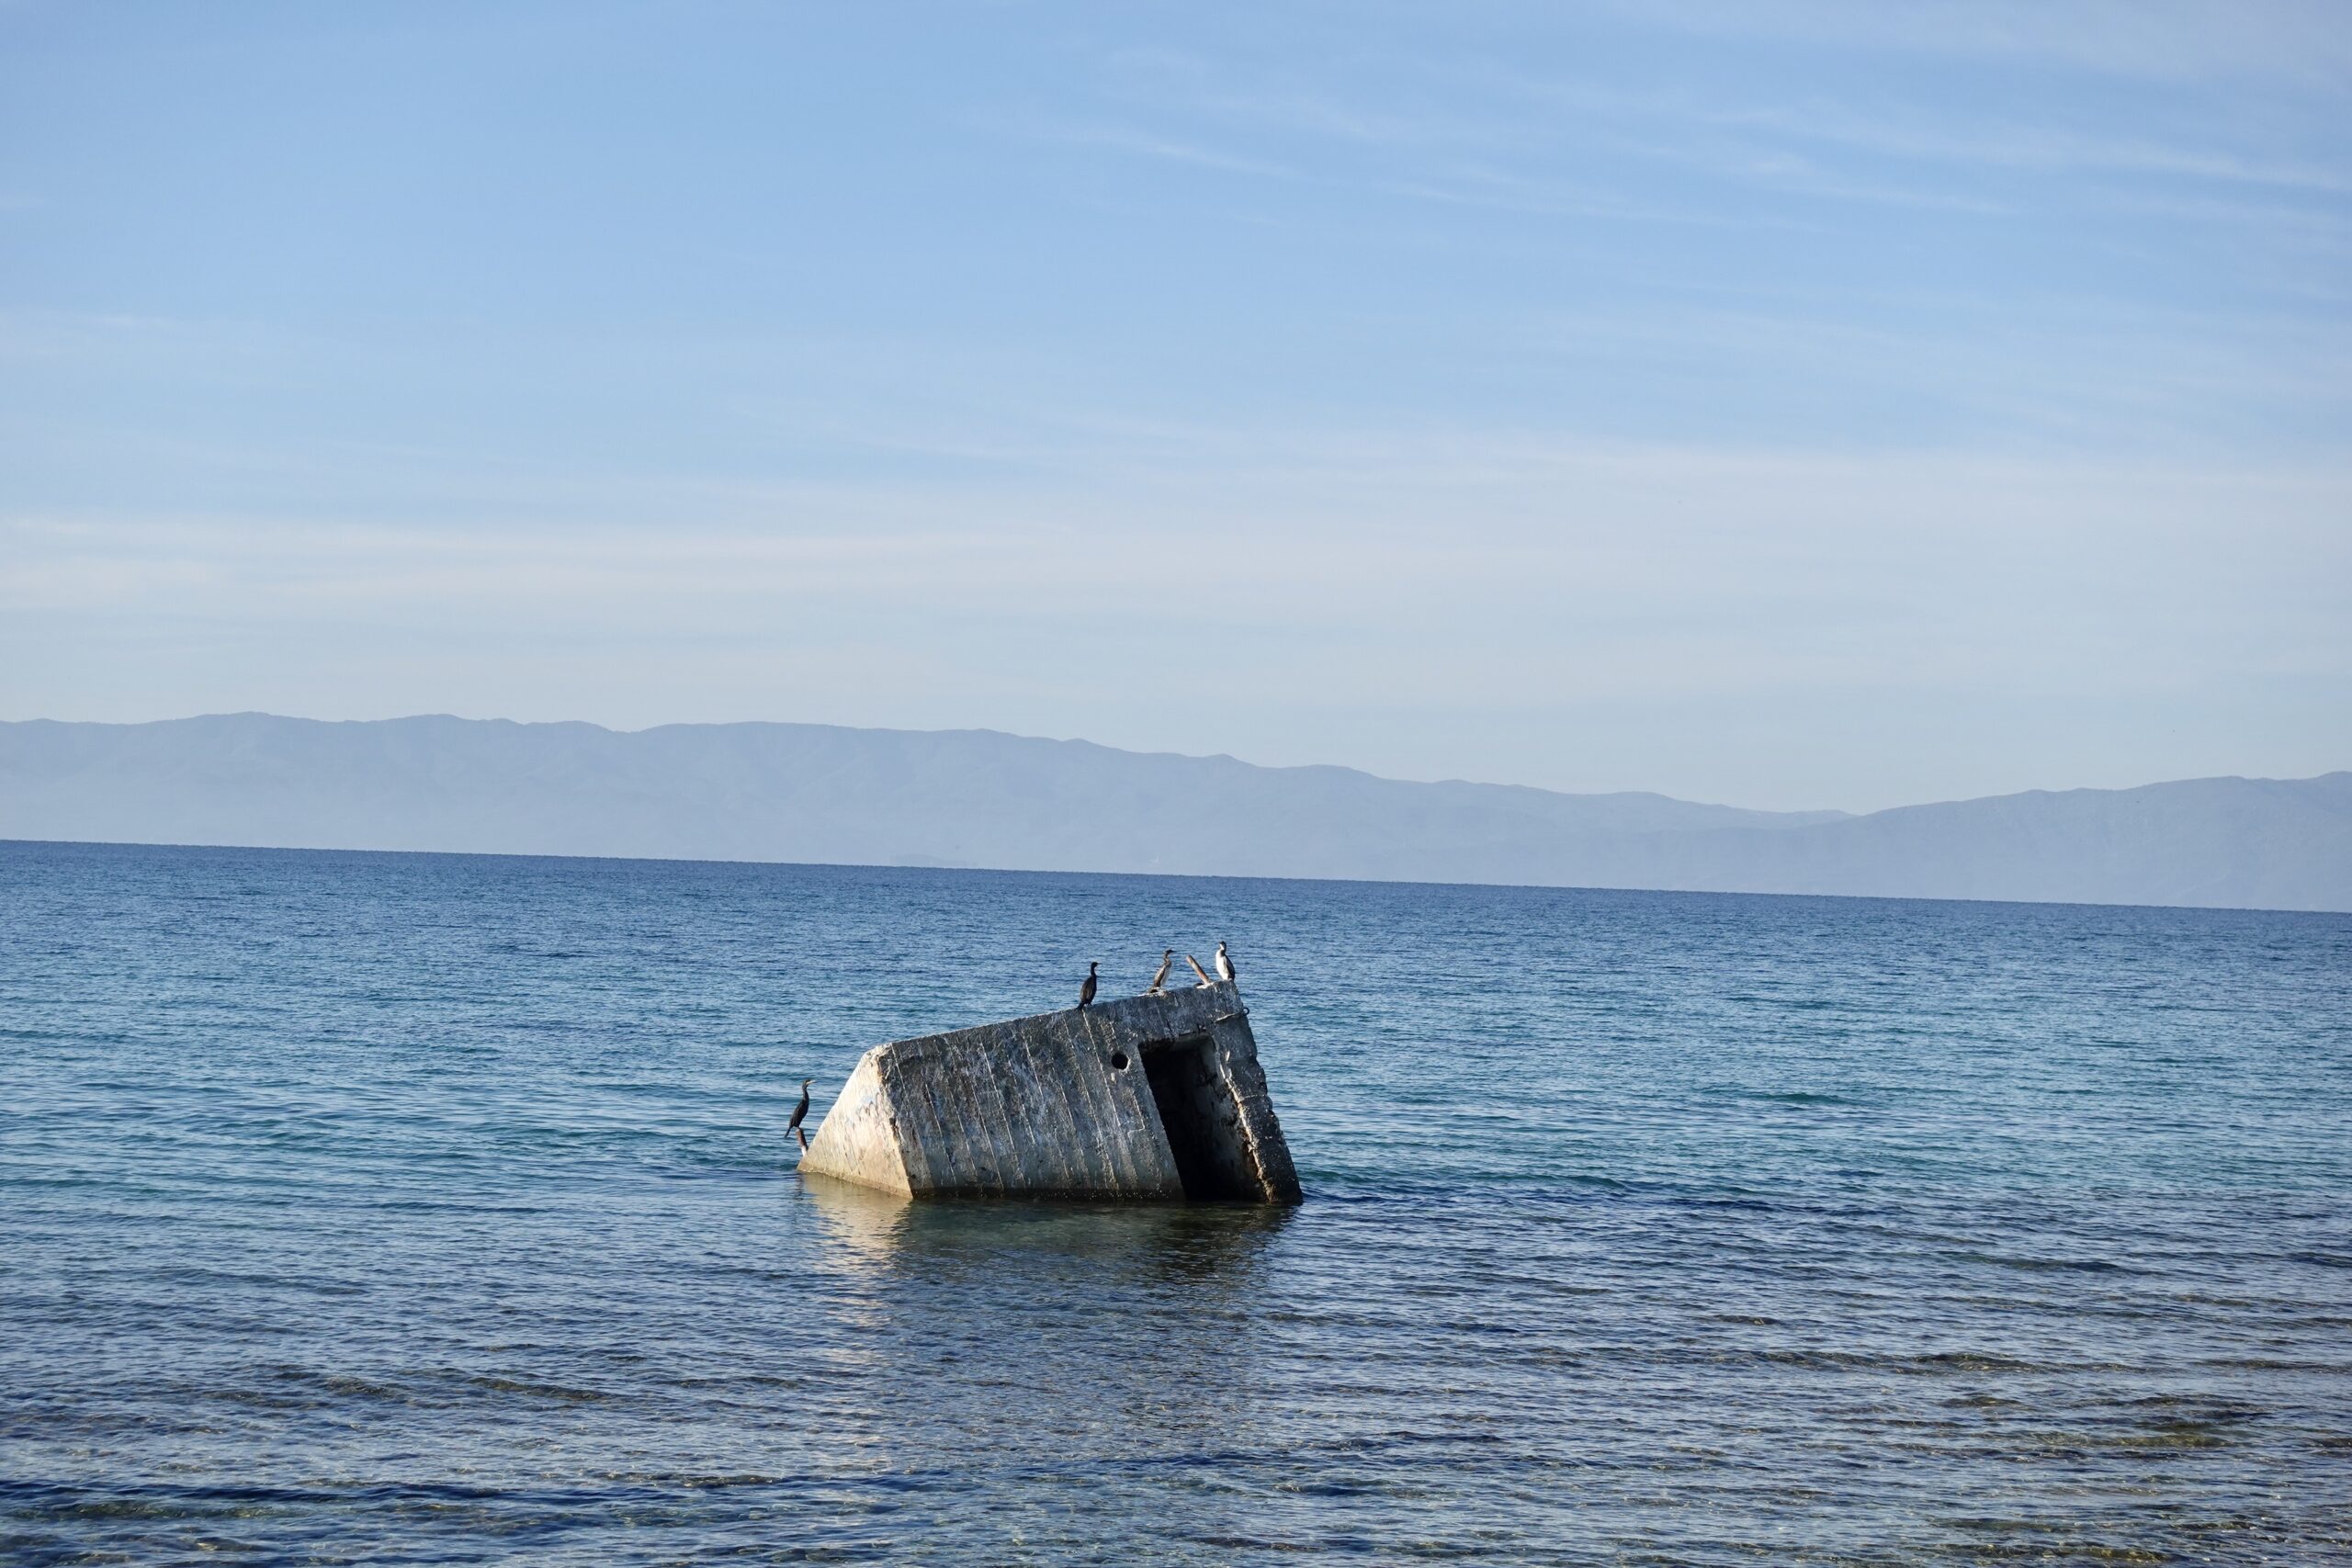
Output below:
[1069,25,2352,228]
[998,116,1299,181]
[1612,0,2352,89]
[1683,98,2352,195]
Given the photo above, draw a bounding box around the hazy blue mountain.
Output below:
[2,714,2345,911]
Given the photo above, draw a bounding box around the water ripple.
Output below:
[2,840,2348,1564]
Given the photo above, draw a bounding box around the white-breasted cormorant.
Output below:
[1215,941,1236,985]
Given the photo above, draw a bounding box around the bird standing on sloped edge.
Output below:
[1078,961,1099,1010]
[1148,949,1174,994]
[1215,941,1236,986]
[788,1077,816,1151]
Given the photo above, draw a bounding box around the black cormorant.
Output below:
[1078,961,1099,1010]
[787,1077,814,1136]
[1148,949,1174,994]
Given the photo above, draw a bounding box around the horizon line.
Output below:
[6,833,2346,922]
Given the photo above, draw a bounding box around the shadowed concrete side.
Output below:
[797,981,1303,1203]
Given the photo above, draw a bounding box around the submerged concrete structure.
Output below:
[797,981,1302,1203]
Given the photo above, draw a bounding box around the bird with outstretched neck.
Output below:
[788,1077,815,1150]
[1077,961,1099,1010]
[1148,949,1173,994]
[1215,941,1236,985]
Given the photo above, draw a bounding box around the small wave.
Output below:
[1949,1251,2141,1275]
[464,1374,615,1403]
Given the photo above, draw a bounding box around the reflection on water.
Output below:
[805,1171,1295,1288]
[803,1170,917,1273]
[799,1175,1301,1506]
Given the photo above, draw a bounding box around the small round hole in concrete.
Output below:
[1110,1050,1131,1070]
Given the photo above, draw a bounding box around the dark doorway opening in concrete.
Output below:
[1142,1033,1259,1201]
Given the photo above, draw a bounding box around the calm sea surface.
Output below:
[3,840,2348,1565]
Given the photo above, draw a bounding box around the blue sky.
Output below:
[2,1,2346,809]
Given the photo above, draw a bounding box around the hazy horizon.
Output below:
[10,712,2346,911]
[12,705,2347,817]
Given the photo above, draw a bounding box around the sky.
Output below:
[2,1,2347,812]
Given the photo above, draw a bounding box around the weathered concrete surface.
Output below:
[797,981,1302,1203]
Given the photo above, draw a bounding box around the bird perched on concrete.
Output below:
[1215,941,1236,985]
[788,1077,815,1150]
[1078,961,1099,1010]
[1148,949,1174,994]
[1185,953,1215,987]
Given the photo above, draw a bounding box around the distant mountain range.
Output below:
[2,714,2346,912]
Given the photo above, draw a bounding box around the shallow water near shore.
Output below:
[3,839,2348,1564]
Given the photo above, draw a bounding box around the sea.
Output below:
[3,839,2347,1565]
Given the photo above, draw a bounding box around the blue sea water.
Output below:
[2,840,2347,1565]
